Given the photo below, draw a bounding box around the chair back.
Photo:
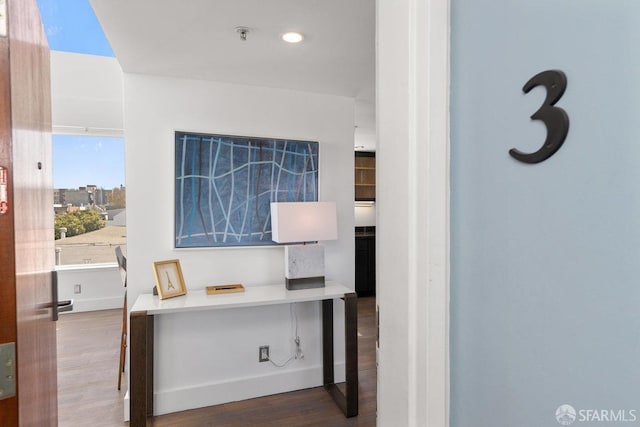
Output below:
[115,246,127,288]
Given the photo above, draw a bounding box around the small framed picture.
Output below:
[152,259,187,299]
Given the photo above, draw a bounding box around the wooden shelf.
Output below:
[355,152,375,201]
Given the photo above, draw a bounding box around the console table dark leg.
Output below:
[322,294,358,418]
[344,292,359,417]
[130,311,153,426]
[322,299,334,385]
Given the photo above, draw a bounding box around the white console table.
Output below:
[129,282,358,426]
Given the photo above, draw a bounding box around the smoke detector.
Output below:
[235,26,251,41]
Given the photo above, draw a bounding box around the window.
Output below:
[53,134,125,265]
[36,0,114,58]
[36,0,125,265]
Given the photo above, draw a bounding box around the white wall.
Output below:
[56,264,125,313]
[124,73,355,415]
[50,51,123,133]
[354,203,376,226]
[355,99,376,151]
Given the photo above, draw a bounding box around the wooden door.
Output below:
[0,0,57,425]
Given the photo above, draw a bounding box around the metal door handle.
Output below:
[57,299,73,313]
[51,271,74,321]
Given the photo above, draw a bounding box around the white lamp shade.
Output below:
[270,202,338,243]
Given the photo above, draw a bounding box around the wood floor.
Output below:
[57,296,377,427]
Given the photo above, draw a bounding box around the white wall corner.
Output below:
[376,0,450,426]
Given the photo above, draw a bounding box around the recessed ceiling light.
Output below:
[282,32,304,43]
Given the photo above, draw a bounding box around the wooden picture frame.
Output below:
[152,259,187,299]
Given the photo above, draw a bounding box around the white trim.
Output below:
[407,0,419,421]
[376,0,450,425]
[63,295,123,313]
[52,125,124,137]
[422,0,450,424]
[122,363,345,422]
[55,262,118,271]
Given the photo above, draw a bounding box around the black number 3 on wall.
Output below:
[509,69,570,164]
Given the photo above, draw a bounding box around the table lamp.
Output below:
[270,201,338,290]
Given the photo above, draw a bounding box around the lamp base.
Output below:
[286,276,325,290]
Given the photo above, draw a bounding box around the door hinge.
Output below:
[0,0,6,38]
[0,0,7,37]
[376,304,380,348]
[0,342,16,399]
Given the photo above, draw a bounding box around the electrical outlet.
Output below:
[74,284,82,294]
[259,345,269,362]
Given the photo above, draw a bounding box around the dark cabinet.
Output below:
[355,229,375,296]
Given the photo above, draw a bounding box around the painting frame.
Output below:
[174,131,319,248]
[153,259,187,300]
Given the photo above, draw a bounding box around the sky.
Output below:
[53,135,125,189]
[36,0,114,57]
[37,0,124,189]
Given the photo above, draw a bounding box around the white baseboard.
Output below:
[62,296,123,313]
[123,362,345,421]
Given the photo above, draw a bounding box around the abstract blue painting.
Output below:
[175,132,319,247]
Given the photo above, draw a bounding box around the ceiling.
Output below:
[90,0,376,150]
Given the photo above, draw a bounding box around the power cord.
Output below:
[267,303,304,368]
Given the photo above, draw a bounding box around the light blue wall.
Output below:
[451,1,640,426]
